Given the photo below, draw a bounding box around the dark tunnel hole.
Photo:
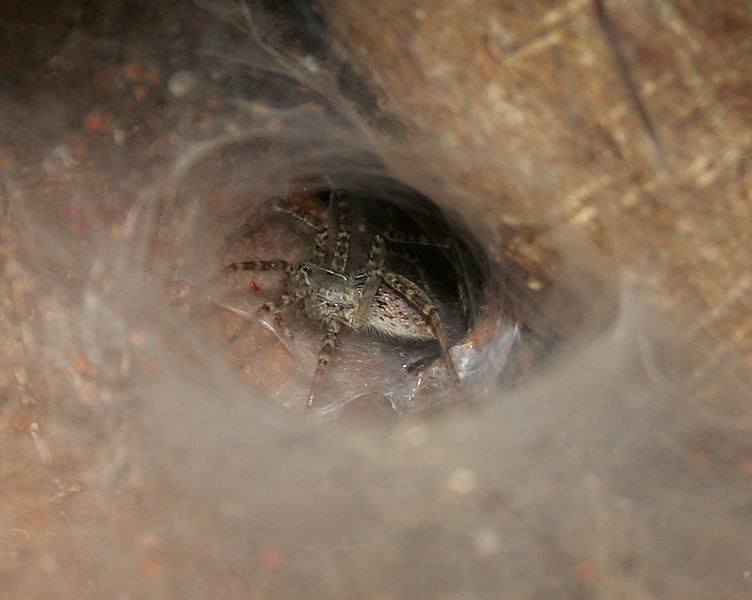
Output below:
[168,156,618,423]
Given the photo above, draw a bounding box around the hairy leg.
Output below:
[384,231,472,328]
[352,233,386,328]
[224,260,295,339]
[224,259,293,275]
[307,320,342,408]
[331,192,351,274]
[381,271,460,382]
[286,205,329,266]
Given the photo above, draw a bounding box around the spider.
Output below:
[224,188,462,408]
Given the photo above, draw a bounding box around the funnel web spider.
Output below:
[224,189,461,408]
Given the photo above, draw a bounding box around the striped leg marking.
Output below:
[331,192,351,274]
[381,271,460,382]
[225,259,293,274]
[353,234,386,328]
[306,320,341,408]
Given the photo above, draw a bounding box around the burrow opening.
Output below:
[167,154,617,424]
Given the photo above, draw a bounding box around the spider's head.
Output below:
[293,263,358,323]
[293,263,316,288]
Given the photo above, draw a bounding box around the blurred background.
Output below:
[1,0,751,598]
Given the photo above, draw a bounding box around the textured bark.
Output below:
[319,0,752,396]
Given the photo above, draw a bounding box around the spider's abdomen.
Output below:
[361,286,435,341]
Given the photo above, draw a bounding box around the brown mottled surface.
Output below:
[320,0,752,385]
[1,1,752,599]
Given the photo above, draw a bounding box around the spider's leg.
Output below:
[225,260,296,338]
[331,192,351,274]
[224,259,293,274]
[381,271,460,382]
[310,221,329,266]
[385,232,472,328]
[286,206,329,266]
[352,233,387,328]
[306,320,341,408]
[286,205,322,229]
[227,292,296,343]
[257,293,296,339]
[384,231,438,246]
